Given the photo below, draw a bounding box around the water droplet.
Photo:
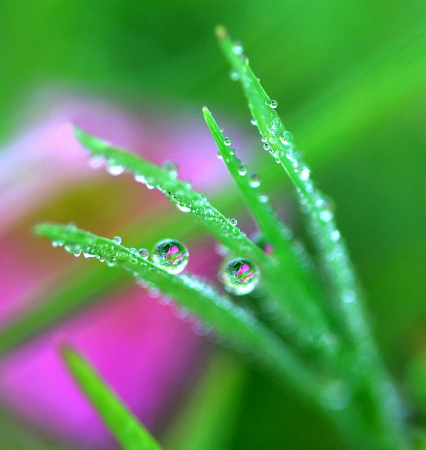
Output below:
[177,202,191,213]
[229,218,238,227]
[135,174,146,184]
[263,143,270,151]
[238,164,248,176]
[271,118,280,130]
[113,236,122,245]
[265,98,272,107]
[251,118,257,126]
[258,192,269,203]
[138,248,149,259]
[300,167,310,180]
[330,230,340,241]
[279,131,293,146]
[229,70,240,81]
[229,148,235,155]
[320,210,333,222]
[221,258,260,295]
[107,161,125,176]
[232,42,244,55]
[217,151,223,160]
[152,239,189,274]
[224,137,232,146]
[270,100,278,109]
[249,173,260,188]
[162,160,178,178]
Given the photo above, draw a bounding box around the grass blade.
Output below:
[203,106,345,359]
[61,345,163,450]
[74,126,268,269]
[74,127,343,355]
[216,25,406,443]
[34,222,325,403]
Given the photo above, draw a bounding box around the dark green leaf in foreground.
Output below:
[61,345,163,450]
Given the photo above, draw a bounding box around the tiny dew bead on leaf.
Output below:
[221,258,260,295]
[152,239,189,274]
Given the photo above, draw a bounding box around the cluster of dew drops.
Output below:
[88,149,252,244]
[55,227,260,297]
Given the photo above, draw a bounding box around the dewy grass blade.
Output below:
[61,345,163,450]
[34,222,325,404]
[75,126,333,353]
[216,26,407,444]
[203,106,344,359]
[215,26,368,345]
[74,126,268,269]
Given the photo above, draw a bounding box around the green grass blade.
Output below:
[216,26,406,441]
[34,222,324,403]
[202,106,298,267]
[203,106,345,358]
[74,126,268,269]
[216,25,369,348]
[75,127,340,353]
[61,345,163,450]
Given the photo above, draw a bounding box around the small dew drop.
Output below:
[271,118,280,130]
[238,164,248,176]
[265,98,272,107]
[138,248,149,259]
[232,42,244,55]
[251,118,257,126]
[279,131,293,146]
[162,160,178,178]
[221,258,260,295]
[249,173,260,188]
[229,218,238,227]
[258,192,269,203]
[107,162,125,176]
[320,210,333,222]
[263,143,270,151]
[135,174,146,184]
[330,230,340,241]
[217,151,223,160]
[300,167,310,180]
[229,70,240,81]
[113,236,122,245]
[270,100,278,109]
[177,202,191,213]
[152,239,189,274]
[224,137,232,146]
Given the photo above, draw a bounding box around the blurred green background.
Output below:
[1,1,426,449]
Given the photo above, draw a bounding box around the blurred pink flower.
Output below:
[0,93,235,448]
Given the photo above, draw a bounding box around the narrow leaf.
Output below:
[203,106,342,359]
[35,222,325,406]
[216,26,404,436]
[74,126,269,269]
[61,345,163,450]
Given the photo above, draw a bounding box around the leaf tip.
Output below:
[215,25,227,40]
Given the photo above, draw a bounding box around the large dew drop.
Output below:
[221,258,260,295]
[152,239,189,274]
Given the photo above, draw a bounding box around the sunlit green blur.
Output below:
[1,1,426,449]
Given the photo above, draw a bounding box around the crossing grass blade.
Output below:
[61,345,163,450]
